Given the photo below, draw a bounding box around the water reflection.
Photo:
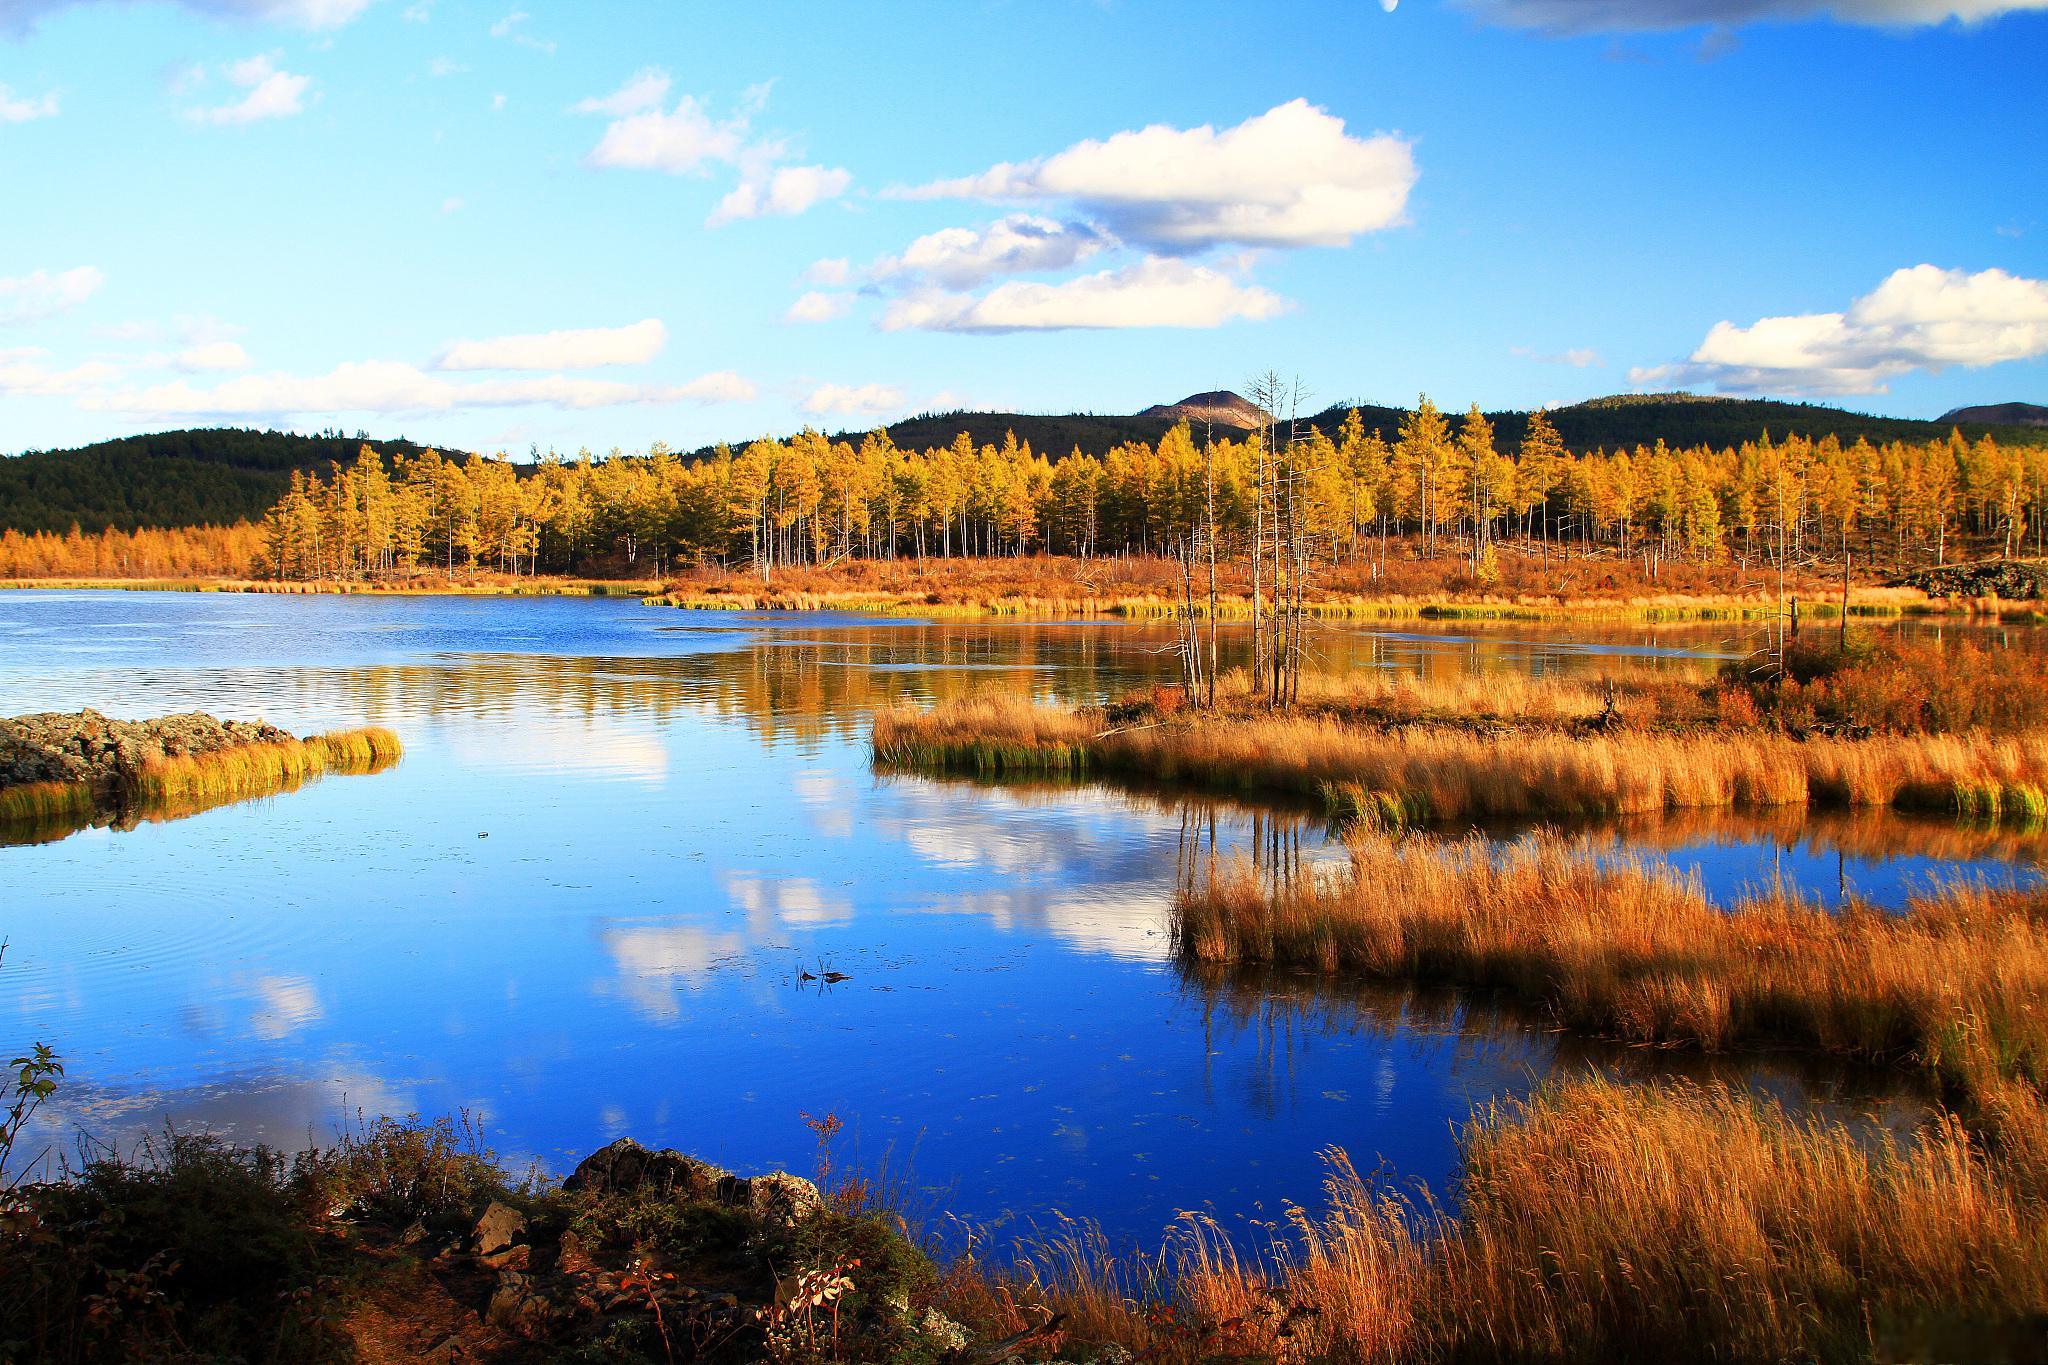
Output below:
[0,592,2031,1246]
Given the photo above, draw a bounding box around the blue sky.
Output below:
[1,0,2044,456]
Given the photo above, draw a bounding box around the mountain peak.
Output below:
[1134,391,1269,430]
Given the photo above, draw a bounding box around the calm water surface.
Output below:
[0,592,2035,1246]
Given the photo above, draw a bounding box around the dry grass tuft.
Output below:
[132,727,404,802]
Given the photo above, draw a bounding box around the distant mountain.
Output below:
[1939,402,2048,428]
[0,428,441,535]
[1135,390,1269,431]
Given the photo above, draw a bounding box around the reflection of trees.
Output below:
[1178,960,1925,1126]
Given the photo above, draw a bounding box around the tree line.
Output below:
[4,398,2045,583]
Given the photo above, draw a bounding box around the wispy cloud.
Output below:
[181,53,311,126]
[0,266,103,324]
[0,83,58,122]
[433,318,668,371]
[802,382,904,416]
[879,257,1289,334]
[1460,0,2048,31]
[489,9,555,54]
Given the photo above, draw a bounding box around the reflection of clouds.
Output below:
[874,781,1179,879]
[27,1066,417,1162]
[793,767,854,839]
[598,920,748,1021]
[725,872,852,929]
[249,975,324,1040]
[446,717,669,783]
[918,885,1172,961]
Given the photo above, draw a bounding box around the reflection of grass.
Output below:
[0,727,402,846]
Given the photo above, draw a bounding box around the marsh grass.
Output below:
[130,726,403,803]
[0,779,94,824]
[1176,830,2048,1112]
[938,1076,2048,1365]
[874,693,2048,822]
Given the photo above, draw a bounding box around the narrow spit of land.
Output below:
[0,709,402,831]
[874,635,2048,824]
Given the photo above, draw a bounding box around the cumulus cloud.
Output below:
[0,265,102,324]
[183,53,310,126]
[0,0,374,35]
[577,72,851,226]
[902,99,1415,253]
[86,359,756,417]
[871,214,1113,290]
[1631,264,2048,395]
[879,257,1289,333]
[1461,0,2046,30]
[802,382,903,416]
[709,163,851,224]
[433,318,667,370]
[784,291,853,324]
[0,83,57,121]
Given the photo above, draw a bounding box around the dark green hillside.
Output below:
[0,429,441,534]
[1304,393,2048,452]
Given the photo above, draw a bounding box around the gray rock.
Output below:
[720,1170,824,1227]
[920,1307,971,1352]
[563,1136,729,1198]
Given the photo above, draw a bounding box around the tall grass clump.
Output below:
[130,726,403,802]
[943,1077,2048,1365]
[1176,830,2048,1112]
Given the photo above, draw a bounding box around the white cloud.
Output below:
[87,359,755,418]
[488,9,554,53]
[433,318,667,370]
[440,195,464,214]
[1,0,375,34]
[0,265,103,324]
[784,291,853,324]
[1514,345,1604,367]
[426,56,466,77]
[175,340,249,370]
[903,99,1416,253]
[801,257,852,287]
[0,84,58,122]
[490,92,507,112]
[184,53,310,126]
[709,163,851,225]
[584,92,747,173]
[1631,264,2048,395]
[872,214,1113,289]
[1462,0,2047,30]
[571,65,671,117]
[880,257,1290,333]
[802,382,903,416]
[577,76,851,225]
[0,349,121,396]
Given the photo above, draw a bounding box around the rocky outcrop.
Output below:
[0,709,294,796]
[562,1135,729,1200]
[1890,560,2048,600]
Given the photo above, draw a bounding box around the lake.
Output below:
[0,591,2032,1248]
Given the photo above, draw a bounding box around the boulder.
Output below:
[562,1136,728,1198]
[471,1199,526,1258]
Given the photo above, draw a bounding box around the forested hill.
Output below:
[857,394,2048,463]
[0,429,439,534]
[6,394,2043,534]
